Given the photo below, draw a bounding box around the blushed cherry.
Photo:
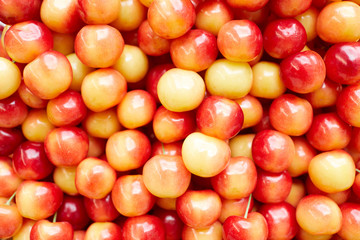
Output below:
[84,222,122,240]
[44,127,89,167]
[306,113,351,151]
[285,178,306,207]
[16,180,63,220]
[0,93,28,128]
[304,79,342,109]
[12,218,36,240]
[296,195,342,235]
[151,141,182,157]
[263,19,306,59]
[0,157,22,198]
[75,157,116,199]
[0,195,23,239]
[195,0,234,36]
[153,208,183,240]
[81,68,127,112]
[280,50,326,94]
[234,6,270,28]
[337,84,360,127]
[196,96,244,140]
[338,203,360,240]
[252,129,295,173]
[296,228,332,240]
[205,59,253,99]
[176,189,222,228]
[269,94,313,136]
[77,0,119,24]
[182,220,222,240]
[170,29,217,72]
[111,174,156,217]
[4,20,53,63]
[316,1,360,43]
[84,194,120,222]
[0,127,24,157]
[217,20,262,62]
[145,63,174,103]
[156,198,177,211]
[269,0,312,18]
[227,0,268,11]
[147,0,196,39]
[75,25,124,68]
[40,0,84,33]
[122,215,165,240]
[23,50,72,99]
[0,0,41,25]
[117,90,156,129]
[137,20,171,57]
[57,195,90,230]
[219,197,253,223]
[142,155,191,198]
[30,219,73,240]
[211,156,257,199]
[106,130,151,171]
[12,141,54,180]
[253,169,292,203]
[235,95,263,129]
[324,42,360,85]
[17,81,48,109]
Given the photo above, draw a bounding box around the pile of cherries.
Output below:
[0,0,360,239]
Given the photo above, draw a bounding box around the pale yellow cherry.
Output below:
[285,178,306,207]
[235,95,263,129]
[295,6,319,42]
[156,197,176,210]
[66,53,94,92]
[157,68,205,112]
[308,150,355,193]
[250,61,286,99]
[205,59,253,99]
[52,32,74,56]
[229,134,255,159]
[182,221,223,240]
[0,57,21,99]
[110,0,147,31]
[112,45,148,83]
[12,219,36,240]
[53,166,78,196]
[82,108,121,139]
[22,109,55,142]
[296,228,332,240]
[182,132,231,177]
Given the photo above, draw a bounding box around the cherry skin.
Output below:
[151,141,182,157]
[84,222,122,240]
[83,194,120,222]
[147,0,196,39]
[182,221,223,240]
[222,212,268,240]
[235,95,263,129]
[227,0,268,11]
[4,20,53,63]
[0,0,41,24]
[263,19,306,59]
[253,169,292,203]
[57,195,90,230]
[336,84,360,128]
[77,0,120,25]
[258,202,299,240]
[269,0,312,18]
[16,180,63,220]
[306,112,351,151]
[145,64,174,103]
[196,96,244,140]
[0,157,22,198]
[219,197,254,223]
[324,42,360,85]
[30,219,73,240]
[153,208,183,240]
[280,50,326,94]
[46,90,87,127]
[0,93,28,128]
[12,141,54,180]
[296,194,342,235]
[0,198,23,239]
[110,0,147,32]
[304,79,342,109]
[122,215,166,240]
[0,57,21,100]
[217,20,262,62]
[176,189,222,229]
[0,127,24,156]
[170,29,218,72]
[252,129,295,173]
[269,94,313,136]
[338,203,360,240]
[17,81,48,109]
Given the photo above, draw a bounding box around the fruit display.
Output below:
[1,0,360,239]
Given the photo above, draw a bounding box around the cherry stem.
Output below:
[53,212,57,223]
[5,191,16,206]
[161,142,165,155]
[356,169,360,173]
[244,193,252,219]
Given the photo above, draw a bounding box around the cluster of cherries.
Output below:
[1,0,360,239]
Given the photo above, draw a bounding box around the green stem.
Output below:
[5,192,16,206]
[244,194,252,219]
[53,212,57,223]
[161,142,165,155]
[356,169,360,174]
